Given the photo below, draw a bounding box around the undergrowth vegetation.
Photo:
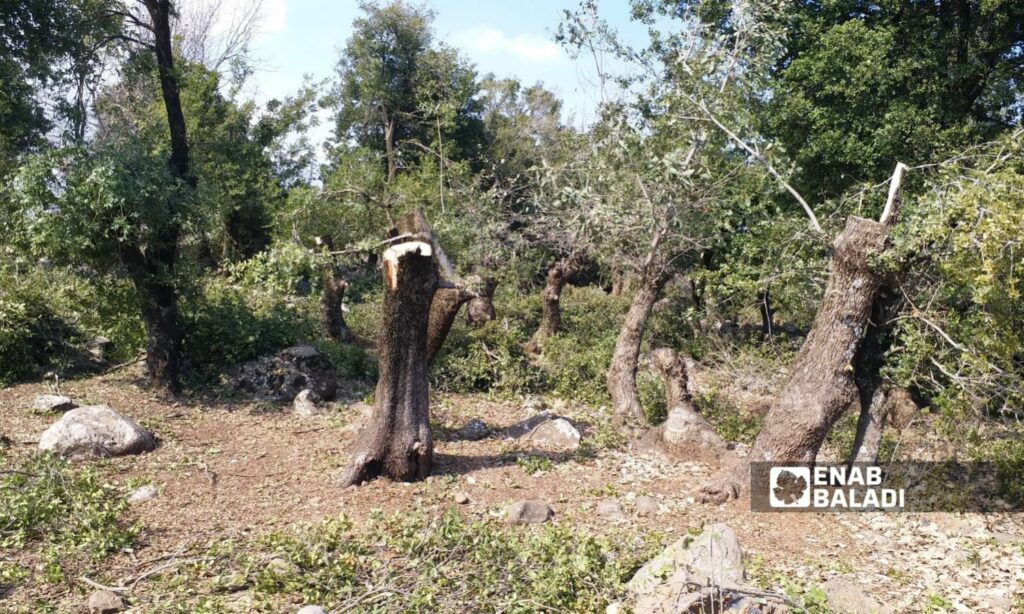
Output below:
[0,452,138,593]
[149,509,662,613]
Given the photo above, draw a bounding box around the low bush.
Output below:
[182,277,317,378]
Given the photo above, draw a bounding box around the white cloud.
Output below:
[452,26,562,63]
[257,0,287,36]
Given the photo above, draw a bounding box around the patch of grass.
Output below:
[516,455,553,474]
[696,390,763,444]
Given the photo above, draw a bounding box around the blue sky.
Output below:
[232,0,650,148]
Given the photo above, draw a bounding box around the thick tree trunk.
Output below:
[639,348,727,464]
[530,255,582,347]
[340,241,438,486]
[608,271,669,425]
[700,216,895,502]
[758,288,775,341]
[466,278,498,325]
[426,286,474,364]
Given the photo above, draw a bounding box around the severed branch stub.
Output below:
[339,240,438,486]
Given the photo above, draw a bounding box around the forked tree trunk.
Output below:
[639,348,727,464]
[849,287,902,464]
[466,278,498,325]
[426,286,475,364]
[536,255,581,339]
[339,241,438,486]
[608,270,669,425]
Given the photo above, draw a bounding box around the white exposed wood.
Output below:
[878,162,910,226]
[382,241,433,290]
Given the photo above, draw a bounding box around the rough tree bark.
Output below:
[316,236,354,343]
[339,241,438,486]
[608,269,670,426]
[426,286,474,364]
[392,209,478,363]
[700,163,908,502]
[528,254,582,350]
[638,348,727,464]
[849,287,902,464]
[466,277,498,325]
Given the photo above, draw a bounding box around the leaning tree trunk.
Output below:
[608,270,669,426]
[339,241,438,486]
[426,286,475,364]
[533,254,582,342]
[638,348,727,464]
[466,277,498,325]
[849,286,902,464]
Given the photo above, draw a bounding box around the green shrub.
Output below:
[696,390,763,444]
[313,340,376,380]
[0,265,143,385]
[182,277,317,377]
[225,242,330,296]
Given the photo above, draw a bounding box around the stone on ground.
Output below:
[296,607,328,614]
[626,523,789,614]
[458,418,489,441]
[32,394,76,413]
[293,389,324,417]
[503,412,553,438]
[454,491,471,505]
[231,344,337,402]
[596,498,626,519]
[128,484,158,504]
[38,405,156,460]
[634,496,661,517]
[505,500,554,525]
[524,417,581,451]
[822,577,894,614]
[87,589,123,612]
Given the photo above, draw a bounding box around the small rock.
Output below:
[454,492,471,505]
[86,336,113,362]
[38,405,156,459]
[504,412,552,438]
[32,394,77,413]
[822,576,894,614]
[634,496,660,517]
[458,418,489,441]
[296,606,328,614]
[128,485,158,504]
[505,500,554,525]
[293,389,323,417]
[87,589,123,612]
[350,401,374,419]
[523,418,581,451]
[596,498,626,519]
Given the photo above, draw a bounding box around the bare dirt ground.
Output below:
[2,367,1022,612]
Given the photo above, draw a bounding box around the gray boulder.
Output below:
[87,589,123,612]
[597,498,626,519]
[458,418,490,441]
[505,500,554,525]
[39,405,155,459]
[32,394,77,413]
[523,418,581,451]
[293,389,324,417]
[629,523,745,596]
[635,496,661,517]
[128,485,158,504]
[231,344,337,403]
